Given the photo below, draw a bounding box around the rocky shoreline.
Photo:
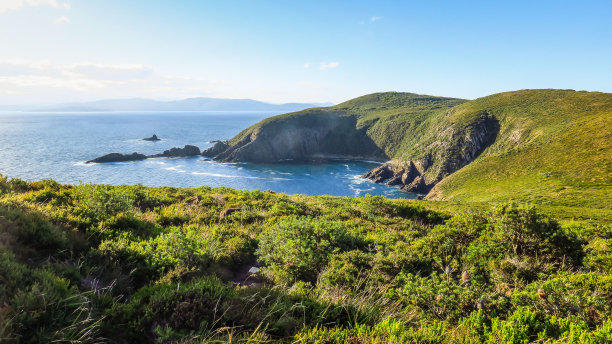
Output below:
[361,160,431,194]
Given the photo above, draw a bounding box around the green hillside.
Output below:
[205,89,612,221]
[427,90,612,212]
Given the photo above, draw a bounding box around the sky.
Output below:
[0,0,610,105]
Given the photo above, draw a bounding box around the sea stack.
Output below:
[141,134,161,141]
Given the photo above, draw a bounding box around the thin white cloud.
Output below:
[370,16,383,22]
[0,58,228,101]
[0,59,152,91]
[319,62,339,70]
[67,62,153,80]
[0,88,26,95]
[54,15,70,24]
[0,0,70,13]
[303,63,310,69]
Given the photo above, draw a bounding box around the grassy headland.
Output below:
[206,89,611,223]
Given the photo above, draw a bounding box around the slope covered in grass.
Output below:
[427,90,612,210]
[1,176,612,343]
[205,89,611,220]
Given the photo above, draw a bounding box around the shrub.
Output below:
[489,203,584,265]
[73,184,134,220]
[411,212,488,274]
[257,216,357,283]
[0,206,68,254]
[392,272,494,322]
[320,250,374,287]
[8,178,31,192]
[464,203,585,284]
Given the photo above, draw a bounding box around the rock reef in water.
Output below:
[86,145,201,164]
[141,134,161,141]
[86,152,147,164]
[150,145,201,158]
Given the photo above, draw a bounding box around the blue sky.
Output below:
[0,0,610,105]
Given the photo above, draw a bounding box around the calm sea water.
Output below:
[0,111,413,198]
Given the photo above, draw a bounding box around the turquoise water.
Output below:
[0,111,413,198]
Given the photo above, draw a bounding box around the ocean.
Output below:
[0,111,414,199]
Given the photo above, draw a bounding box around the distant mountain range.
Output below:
[0,97,333,112]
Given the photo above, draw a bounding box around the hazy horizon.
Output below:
[0,95,336,108]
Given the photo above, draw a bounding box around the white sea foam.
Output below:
[73,161,92,167]
[349,175,369,184]
[190,171,290,181]
[164,166,186,173]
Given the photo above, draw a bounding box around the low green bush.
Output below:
[0,177,609,343]
[257,216,358,283]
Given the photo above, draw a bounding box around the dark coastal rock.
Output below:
[363,160,421,185]
[185,195,203,205]
[362,164,395,183]
[362,112,499,196]
[362,160,434,194]
[401,176,429,193]
[86,152,146,164]
[386,161,420,186]
[151,145,201,158]
[87,145,201,163]
[202,141,230,157]
[219,207,242,219]
[141,134,161,141]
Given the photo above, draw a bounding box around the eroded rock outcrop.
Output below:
[86,152,147,164]
[87,145,201,163]
[362,112,500,194]
[202,141,230,157]
[141,134,161,141]
[362,160,433,193]
[151,145,200,158]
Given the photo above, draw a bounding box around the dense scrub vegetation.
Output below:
[1,175,611,343]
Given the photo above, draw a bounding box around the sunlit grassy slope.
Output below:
[222,89,611,221]
[427,90,612,219]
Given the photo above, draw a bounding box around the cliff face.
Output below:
[203,110,388,162]
[361,112,500,193]
[202,92,497,193]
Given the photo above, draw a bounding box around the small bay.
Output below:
[0,111,413,198]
